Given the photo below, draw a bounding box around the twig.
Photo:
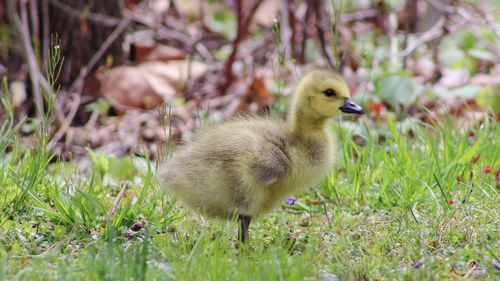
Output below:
[29,0,39,43]
[84,109,100,129]
[463,261,478,279]
[462,2,499,37]
[286,0,300,62]
[107,182,129,218]
[462,171,474,204]
[48,93,81,149]
[312,0,336,69]
[425,0,455,14]
[42,0,49,72]
[402,0,418,50]
[7,0,45,119]
[299,4,313,63]
[330,0,342,69]
[7,0,62,129]
[401,16,446,58]
[340,9,378,22]
[337,35,350,71]
[223,0,244,89]
[70,17,132,92]
[314,190,332,229]
[125,219,146,239]
[279,0,292,61]
[125,11,191,44]
[133,21,215,64]
[388,12,398,67]
[220,0,262,92]
[125,9,213,62]
[48,0,121,27]
[426,0,499,37]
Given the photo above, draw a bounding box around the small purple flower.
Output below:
[493,261,500,270]
[285,197,297,206]
[412,260,424,269]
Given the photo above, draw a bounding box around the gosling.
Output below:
[159,70,363,242]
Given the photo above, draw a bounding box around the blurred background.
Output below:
[0,0,499,164]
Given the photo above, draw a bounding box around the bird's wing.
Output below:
[250,138,291,185]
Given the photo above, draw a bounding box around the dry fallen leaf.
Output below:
[233,76,273,115]
[469,74,500,87]
[99,61,208,110]
[132,41,186,63]
[252,0,279,28]
[138,61,208,91]
[125,219,146,240]
[9,81,27,107]
[439,68,469,88]
[99,66,167,110]
[406,58,436,81]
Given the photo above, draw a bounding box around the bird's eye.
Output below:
[323,89,336,97]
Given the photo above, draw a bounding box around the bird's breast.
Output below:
[276,134,334,195]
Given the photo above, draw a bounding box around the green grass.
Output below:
[0,107,498,280]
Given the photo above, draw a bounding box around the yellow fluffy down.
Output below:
[159,70,357,219]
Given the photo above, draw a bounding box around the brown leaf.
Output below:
[251,0,279,28]
[233,76,273,115]
[132,41,186,63]
[469,74,500,87]
[99,61,207,110]
[99,66,166,110]
[9,81,27,107]
[125,219,146,240]
[138,61,208,91]
[439,68,469,88]
[406,58,436,81]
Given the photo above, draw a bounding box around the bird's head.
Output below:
[292,70,364,121]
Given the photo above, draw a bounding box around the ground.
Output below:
[1,116,498,280]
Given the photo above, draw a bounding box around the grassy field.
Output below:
[1,0,499,279]
[1,91,499,281]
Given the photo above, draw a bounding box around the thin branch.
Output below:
[70,17,132,92]
[42,0,50,72]
[425,0,499,38]
[312,0,336,69]
[402,0,418,54]
[221,0,262,92]
[107,182,129,218]
[48,93,80,149]
[279,0,292,61]
[401,16,445,58]
[330,0,342,65]
[29,0,40,41]
[48,0,121,27]
[340,9,378,22]
[299,4,313,63]
[124,9,214,63]
[388,12,398,67]
[7,0,46,119]
[125,11,192,44]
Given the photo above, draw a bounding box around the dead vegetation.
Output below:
[1,0,498,163]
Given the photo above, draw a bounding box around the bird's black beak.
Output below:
[339,98,364,114]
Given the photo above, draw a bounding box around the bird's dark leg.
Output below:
[238,215,252,242]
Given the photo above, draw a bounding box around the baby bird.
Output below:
[159,70,363,242]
